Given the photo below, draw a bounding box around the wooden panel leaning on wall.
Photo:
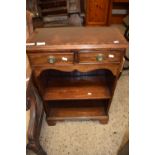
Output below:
[85,0,112,26]
[26,10,47,155]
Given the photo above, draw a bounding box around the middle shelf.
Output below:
[38,69,115,101]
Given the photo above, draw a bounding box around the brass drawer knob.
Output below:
[96,54,104,62]
[48,56,56,64]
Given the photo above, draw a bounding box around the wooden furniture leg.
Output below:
[99,119,109,125]
[46,119,57,126]
[123,15,129,70]
[27,80,47,155]
[27,141,46,155]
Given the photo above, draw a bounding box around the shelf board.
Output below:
[41,6,67,13]
[47,106,109,121]
[39,0,66,5]
[43,76,112,100]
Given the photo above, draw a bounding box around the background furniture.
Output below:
[112,0,129,24]
[85,0,129,26]
[26,0,129,28]
[85,0,112,26]
[26,76,46,155]
[27,0,83,28]
[27,27,128,126]
[123,15,129,70]
[26,11,34,39]
[26,11,46,155]
[123,15,129,41]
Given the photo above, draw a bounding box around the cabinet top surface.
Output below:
[27,27,128,52]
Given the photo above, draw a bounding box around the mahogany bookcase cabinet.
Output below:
[27,27,128,126]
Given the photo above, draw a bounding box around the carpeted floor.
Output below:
[27,25,129,155]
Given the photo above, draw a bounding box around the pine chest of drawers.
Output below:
[27,27,128,125]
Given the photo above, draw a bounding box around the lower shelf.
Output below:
[46,100,109,125]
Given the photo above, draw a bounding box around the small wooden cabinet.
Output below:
[27,27,128,125]
[85,0,112,26]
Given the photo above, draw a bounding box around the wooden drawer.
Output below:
[78,51,121,64]
[28,53,74,66]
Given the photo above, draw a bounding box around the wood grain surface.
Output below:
[26,27,128,51]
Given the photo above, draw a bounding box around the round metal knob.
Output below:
[48,56,56,64]
[96,54,104,62]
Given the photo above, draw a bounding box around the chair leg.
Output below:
[124,26,129,41]
[123,56,129,70]
[27,141,47,155]
[27,81,47,155]
[123,26,129,70]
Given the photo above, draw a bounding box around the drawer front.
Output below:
[28,53,74,66]
[79,51,121,64]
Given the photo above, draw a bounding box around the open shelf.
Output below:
[38,69,114,125]
[39,69,114,101]
[44,76,112,100]
[46,100,109,123]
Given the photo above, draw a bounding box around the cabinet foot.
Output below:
[99,119,108,124]
[47,120,56,126]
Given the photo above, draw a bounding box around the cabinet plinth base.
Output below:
[46,120,57,126]
[46,116,109,126]
[46,106,109,126]
[99,119,109,124]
